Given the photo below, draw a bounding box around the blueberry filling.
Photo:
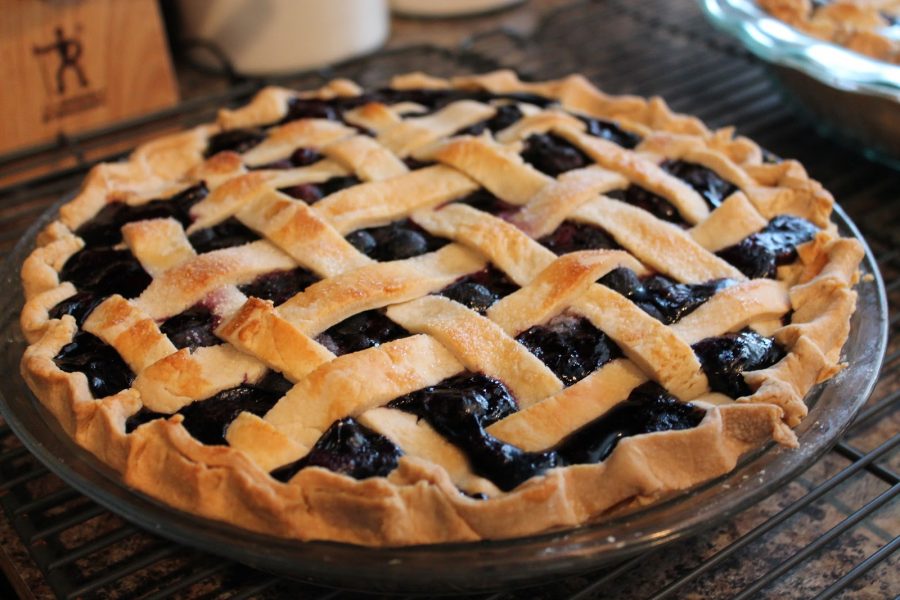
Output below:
[661,160,737,210]
[238,267,320,305]
[270,418,402,482]
[554,383,705,464]
[316,310,410,356]
[403,157,434,170]
[517,315,622,386]
[54,332,134,398]
[717,215,819,279]
[521,133,590,176]
[693,329,785,398]
[253,147,323,170]
[437,266,518,314]
[388,373,557,491]
[125,371,294,445]
[598,268,735,324]
[345,218,449,261]
[48,292,106,327]
[455,104,524,136]
[606,186,686,226]
[538,221,621,255]
[188,217,261,253]
[51,247,153,325]
[205,128,265,158]
[279,175,360,204]
[453,189,519,218]
[75,183,208,247]
[159,304,221,350]
[579,116,642,149]
[281,98,342,124]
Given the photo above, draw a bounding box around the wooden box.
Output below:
[0,0,180,155]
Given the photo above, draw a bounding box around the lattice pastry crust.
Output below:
[758,0,900,64]
[19,71,864,545]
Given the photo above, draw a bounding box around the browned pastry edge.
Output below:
[758,0,900,64]
[18,71,865,545]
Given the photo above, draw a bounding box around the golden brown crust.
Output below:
[758,0,900,64]
[18,71,863,545]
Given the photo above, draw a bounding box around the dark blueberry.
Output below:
[126,371,294,442]
[521,133,590,176]
[642,275,734,324]
[597,268,734,324]
[280,183,322,203]
[538,221,620,255]
[661,160,738,210]
[75,183,208,247]
[188,217,260,253]
[389,373,554,491]
[281,98,341,123]
[438,266,518,314]
[58,247,151,299]
[384,229,428,260]
[441,283,495,314]
[271,418,402,482]
[317,175,361,197]
[238,267,320,305]
[606,186,686,226]
[555,382,705,464]
[316,310,409,355]
[693,329,786,398]
[280,176,360,204]
[391,373,518,428]
[403,157,434,170]
[159,304,221,350]
[346,229,377,255]
[346,219,449,261]
[453,189,518,218]
[205,128,265,158]
[289,147,323,167]
[252,148,323,171]
[49,291,106,327]
[717,215,818,279]
[54,332,134,398]
[455,104,524,136]
[579,116,642,149]
[178,372,291,445]
[717,239,776,280]
[596,266,644,298]
[517,315,621,386]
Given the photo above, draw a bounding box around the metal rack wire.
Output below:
[0,1,896,598]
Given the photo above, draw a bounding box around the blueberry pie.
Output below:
[759,0,900,63]
[19,71,864,545]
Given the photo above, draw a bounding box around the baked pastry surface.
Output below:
[758,0,900,63]
[19,71,864,545]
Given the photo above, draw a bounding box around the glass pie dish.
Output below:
[700,0,900,168]
[0,190,887,593]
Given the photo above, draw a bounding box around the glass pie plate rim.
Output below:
[0,193,888,593]
[699,0,900,101]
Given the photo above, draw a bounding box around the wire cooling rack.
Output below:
[0,1,896,598]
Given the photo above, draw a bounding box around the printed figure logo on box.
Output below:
[32,24,105,122]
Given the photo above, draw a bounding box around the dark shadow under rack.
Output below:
[0,1,897,598]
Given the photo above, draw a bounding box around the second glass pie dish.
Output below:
[700,0,900,168]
